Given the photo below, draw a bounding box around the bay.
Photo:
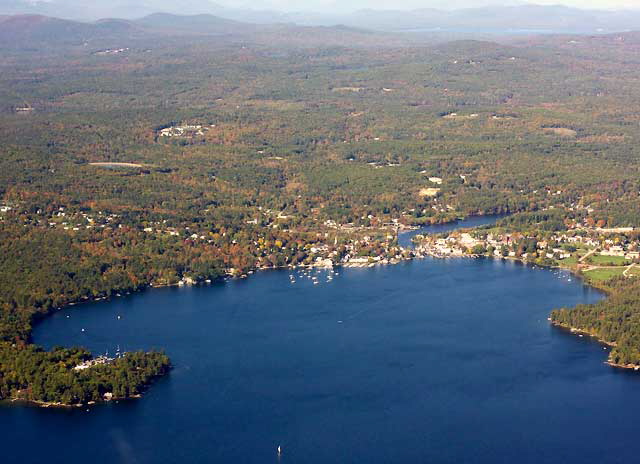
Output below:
[2,218,637,464]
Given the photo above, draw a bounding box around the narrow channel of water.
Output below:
[398,214,507,248]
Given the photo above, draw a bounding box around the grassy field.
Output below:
[559,254,579,266]
[588,254,629,266]
[583,267,626,282]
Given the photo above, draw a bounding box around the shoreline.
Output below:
[5,393,144,409]
[607,362,640,371]
[22,214,632,410]
[550,321,640,371]
[32,213,490,322]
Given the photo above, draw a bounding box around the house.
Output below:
[601,246,625,257]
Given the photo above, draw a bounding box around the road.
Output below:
[579,248,597,263]
[623,263,637,278]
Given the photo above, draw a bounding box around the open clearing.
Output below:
[443,113,479,120]
[589,254,629,266]
[89,162,144,168]
[419,188,441,197]
[543,127,577,137]
[584,267,625,282]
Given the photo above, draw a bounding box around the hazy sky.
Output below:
[218,1,640,12]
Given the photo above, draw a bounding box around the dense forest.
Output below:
[2,18,640,405]
[552,279,640,367]
[0,344,170,405]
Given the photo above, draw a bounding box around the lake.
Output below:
[2,219,638,464]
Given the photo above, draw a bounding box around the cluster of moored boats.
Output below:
[289,268,339,285]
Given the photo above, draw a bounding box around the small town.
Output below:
[413,226,640,282]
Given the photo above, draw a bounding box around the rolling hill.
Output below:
[2,1,640,35]
[0,13,406,50]
[0,14,146,45]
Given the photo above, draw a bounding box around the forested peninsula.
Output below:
[552,279,640,368]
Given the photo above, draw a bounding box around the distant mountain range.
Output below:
[333,5,640,34]
[1,1,640,34]
[0,13,402,49]
[0,14,141,44]
[0,0,226,20]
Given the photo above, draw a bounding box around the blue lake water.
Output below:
[2,219,639,464]
[398,215,506,248]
